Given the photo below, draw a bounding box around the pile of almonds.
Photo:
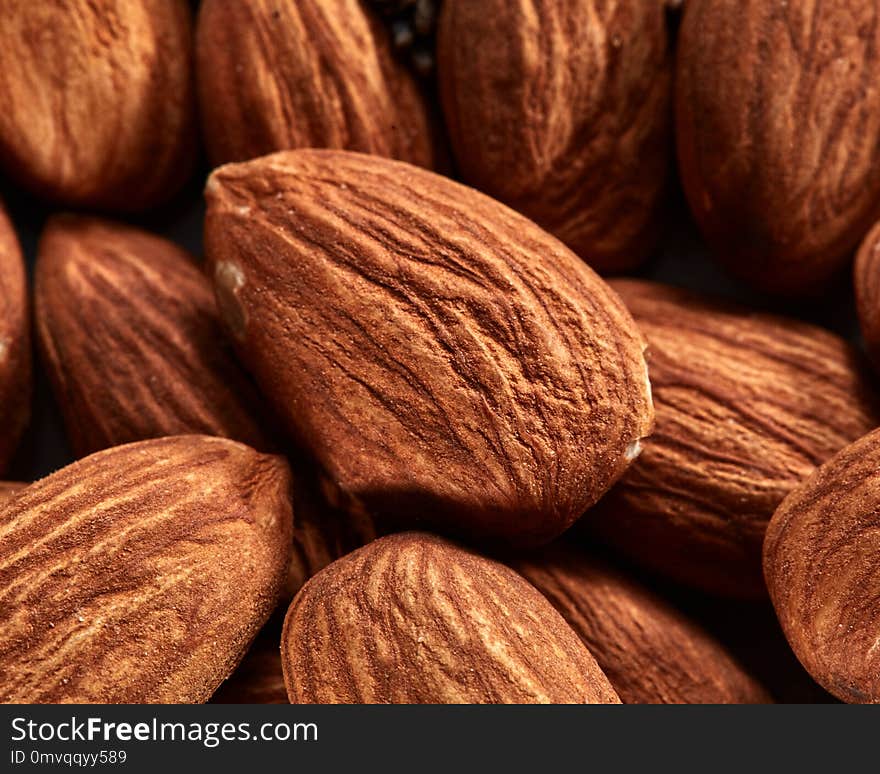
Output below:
[1,0,880,705]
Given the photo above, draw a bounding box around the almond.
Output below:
[676,0,880,294]
[204,149,653,547]
[35,215,273,457]
[437,0,672,272]
[0,0,195,210]
[586,279,879,597]
[0,199,31,473]
[0,435,293,704]
[282,532,620,704]
[764,427,880,704]
[513,544,771,704]
[196,0,441,169]
[0,482,26,506]
[854,219,880,369]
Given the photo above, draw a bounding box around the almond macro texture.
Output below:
[676,0,880,295]
[0,435,293,704]
[35,215,272,458]
[0,0,195,210]
[854,220,880,369]
[196,0,440,169]
[0,199,30,473]
[205,149,653,548]
[764,427,880,704]
[0,482,25,506]
[438,0,672,272]
[282,532,620,704]
[513,545,770,704]
[587,279,879,598]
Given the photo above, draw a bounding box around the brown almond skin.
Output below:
[0,200,31,473]
[35,215,273,458]
[587,279,879,598]
[764,427,880,703]
[854,219,880,369]
[513,545,771,704]
[282,532,620,704]
[676,0,880,295]
[0,435,293,704]
[196,0,440,169]
[438,0,671,273]
[0,1,195,210]
[205,149,653,548]
[0,482,26,505]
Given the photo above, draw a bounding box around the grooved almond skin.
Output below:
[0,0,195,211]
[0,200,31,473]
[764,427,880,704]
[205,149,653,548]
[587,279,879,598]
[35,215,272,458]
[854,220,880,369]
[0,482,26,505]
[513,545,771,704]
[0,435,293,704]
[437,0,671,273]
[282,532,620,704]
[676,0,880,295]
[196,0,440,169]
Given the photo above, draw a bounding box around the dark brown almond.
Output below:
[438,0,672,272]
[196,0,441,169]
[855,219,880,369]
[676,0,880,294]
[587,278,879,597]
[764,427,880,704]
[0,435,293,704]
[0,0,195,210]
[513,544,771,704]
[282,532,620,704]
[205,149,653,548]
[35,215,273,457]
[0,199,30,473]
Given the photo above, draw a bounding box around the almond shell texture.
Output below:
[204,149,654,548]
[0,435,293,704]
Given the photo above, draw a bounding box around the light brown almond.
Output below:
[282,532,620,704]
[0,435,293,704]
[35,215,273,457]
[205,149,653,547]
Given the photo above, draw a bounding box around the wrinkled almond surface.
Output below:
[514,544,770,704]
[589,279,879,597]
[764,427,880,704]
[854,220,880,370]
[0,435,293,704]
[0,0,195,210]
[196,0,440,169]
[205,149,653,547]
[282,532,620,704]
[438,0,671,272]
[35,215,273,457]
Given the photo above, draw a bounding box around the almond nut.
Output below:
[0,0,196,210]
[205,149,653,547]
[676,0,880,294]
[764,426,880,704]
[196,0,441,169]
[438,0,672,272]
[513,544,771,704]
[854,219,880,369]
[0,435,293,704]
[35,215,273,457]
[587,279,879,597]
[0,199,31,473]
[282,531,620,704]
